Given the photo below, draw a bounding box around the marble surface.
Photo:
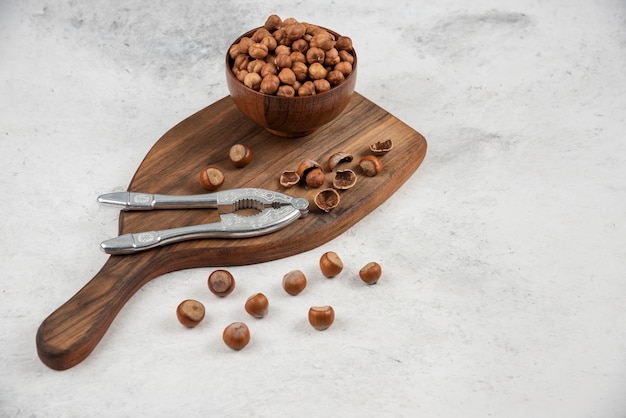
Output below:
[1,0,625,416]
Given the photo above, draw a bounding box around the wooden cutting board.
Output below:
[36,92,427,370]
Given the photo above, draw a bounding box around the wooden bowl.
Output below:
[225,27,357,138]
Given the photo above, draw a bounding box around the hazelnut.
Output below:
[308,306,335,330]
[261,61,278,77]
[233,54,250,71]
[274,44,291,56]
[359,262,382,285]
[243,72,262,90]
[334,61,352,77]
[369,139,393,155]
[290,51,306,65]
[237,37,254,55]
[310,32,335,51]
[359,155,383,177]
[313,78,331,93]
[260,35,277,52]
[285,22,306,40]
[222,322,250,350]
[291,61,309,82]
[296,159,321,179]
[327,151,353,170]
[338,49,354,64]
[260,74,280,95]
[332,169,357,190]
[291,38,309,53]
[335,36,353,51]
[314,188,340,212]
[305,167,324,187]
[229,143,253,168]
[276,85,295,97]
[308,62,327,80]
[247,59,265,74]
[229,44,241,59]
[282,270,307,296]
[323,48,340,66]
[176,299,205,328]
[278,67,296,85]
[199,166,224,191]
[306,47,325,64]
[208,269,235,297]
[319,251,343,277]
[279,170,300,187]
[274,53,292,69]
[252,28,272,42]
[298,83,316,97]
[264,14,282,31]
[248,42,268,59]
[235,69,249,83]
[326,70,345,87]
[245,293,269,318]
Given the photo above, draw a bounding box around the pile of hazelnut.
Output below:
[176,252,382,351]
[229,14,355,97]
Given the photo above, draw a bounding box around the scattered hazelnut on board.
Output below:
[208,269,236,297]
[199,166,225,191]
[369,139,393,155]
[314,188,340,212]
[245,293,269,318]
[332,169,357,190]
[282,270,307,295]
[308,306,335,330]
[279,170,300,187]
[222,322,250,350]
[319,251,343,278]
[229,143,253,168]
[297,159,325,188]
[359,262,382,285]
[176,299,205,328]
[359,155,383,177]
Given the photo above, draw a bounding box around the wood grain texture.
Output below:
[36,93,427,370]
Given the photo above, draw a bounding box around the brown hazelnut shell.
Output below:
[279,170,300,187]
[176,299,205,328]
[369,139,393,155]
[208,269,236,297]
[327,152,353,171]
[332,169,357,190]
[314,188,340,212]
[359,262,382,285]
[229,144,253,168]
[222,322,250,350]
[199,166,225,191]
[359,155,383,177]
[245,293,269,318]
[308,306,335,330]
[282,270,307,296]
[319,251,343,278]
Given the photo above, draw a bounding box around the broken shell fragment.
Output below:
[332,169,357,190]
[369,139,393,155]
[314,188,340,212]
[327,152,353,171]
[279,170,300,187]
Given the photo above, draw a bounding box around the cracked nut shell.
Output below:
[369,139,393,155]
[332,169,357,190]
[279,170,300,187]
[314,188,340,212]
[327,151,353,171]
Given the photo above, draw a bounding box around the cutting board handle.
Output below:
[36,252,163,370]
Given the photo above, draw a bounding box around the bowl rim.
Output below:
[225,25,357,100]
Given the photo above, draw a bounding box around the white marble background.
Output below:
[1,0,625,417]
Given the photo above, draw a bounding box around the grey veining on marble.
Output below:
[1,0,625,417]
